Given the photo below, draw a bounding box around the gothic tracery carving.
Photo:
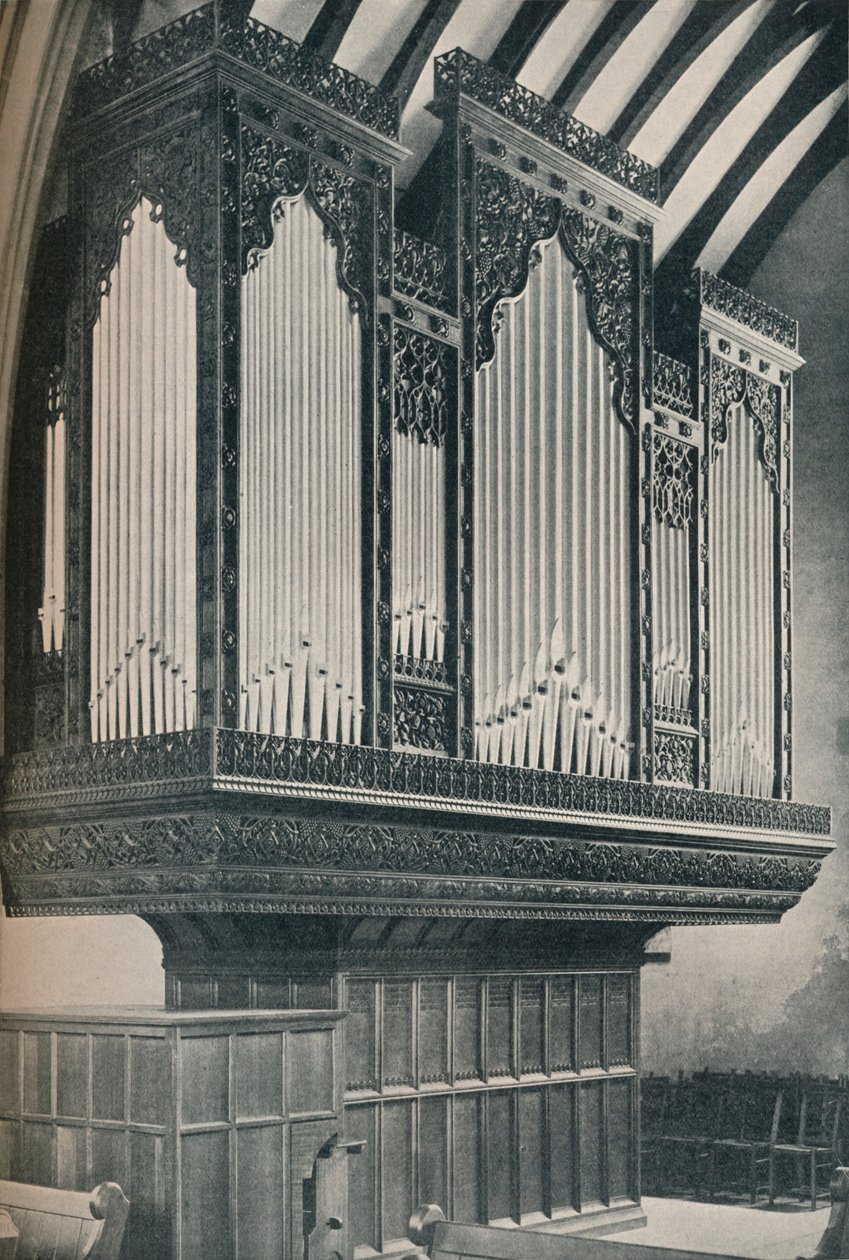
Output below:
[710,356,780,488]
[474,159,640,430]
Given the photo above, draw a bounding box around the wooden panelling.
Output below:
[0,1010,344,1260]
[344,969,637,1253]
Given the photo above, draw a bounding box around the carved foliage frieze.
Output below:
[2,812,820,901]
[0,729,831,838]
[393,230,449,310]
[474,160,639,429]
[710,357,780,488]
[0,730,209,800]
[393,686,449,752]
[653,351,694,418]
[213,731,831,836]
[393,324,452,446]
[240,123,372,311]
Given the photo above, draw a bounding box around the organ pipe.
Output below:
[709,403,775,796]
[89,197,197,741]
[239,193,363,743]
[474,233,633,778]
[39,371,66,655]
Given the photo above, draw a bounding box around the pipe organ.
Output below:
[239,194,364,743]
[474,233,633,777]
[0,10,830,1258]
[89,198,198,741]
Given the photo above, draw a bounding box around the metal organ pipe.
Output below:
[239,194,363,743]
[40,374,66,656]
[709,402,775,796]
[89,197,197,741]
[474,233,633,777]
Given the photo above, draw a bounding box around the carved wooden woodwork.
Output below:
[0,10,831,1253]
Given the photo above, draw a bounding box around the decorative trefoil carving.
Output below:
[393,230,449,311]
[393,686,449,752]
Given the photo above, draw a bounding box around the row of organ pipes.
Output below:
[392,390,447,664]
[76,186,782,797]
[473,234,633,778]
[89,198,197,741]
[239,194,364,743]
[709,403,775,797]
[39,371,66,655]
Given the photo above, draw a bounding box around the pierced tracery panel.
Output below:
[89,198,198,741]
[239,193,363,743]
[474,233,633,777]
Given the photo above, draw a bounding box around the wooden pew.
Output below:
[407,1205,751,1260]
[408,1173,849,1260]
[0,1181,129,1260]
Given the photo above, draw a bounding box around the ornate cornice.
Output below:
[72,5,400,140]
[0,730,209,803]
[0,730,831,842]
[696,270,797,352]
[710,356,780,489]
[475,160,639,430]
[1,811,820,924]
[72,6,216,120]
[434,49,658,203]
[240,123,372,310]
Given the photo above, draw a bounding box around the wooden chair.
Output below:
[640,1074,671,1195]
[709,1077,783,1204]
[769,1083,844,1209]
[653,1074,723,1197]
[0,1181,128,1260]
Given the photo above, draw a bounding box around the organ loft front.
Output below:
[0,8,832,1259]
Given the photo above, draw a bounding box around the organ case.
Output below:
[0,15,831,1256]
